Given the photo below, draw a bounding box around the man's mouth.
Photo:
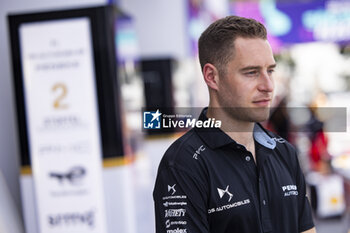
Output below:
[252,99,271,107]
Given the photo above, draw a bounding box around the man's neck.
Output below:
[207,106,256,160]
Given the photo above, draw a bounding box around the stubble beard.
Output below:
[225,107,270,123]
[215,84,271,130]
[217,95,271,129]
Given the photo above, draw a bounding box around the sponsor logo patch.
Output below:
[163,201,187,207]
[165,209,186,218]
[166,228,187,233]
[193,145,205,160]
[168,184,176,195]
[282,184,298,196]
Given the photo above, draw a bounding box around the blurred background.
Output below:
[1,0,350,232]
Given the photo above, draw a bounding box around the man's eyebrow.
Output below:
[239,64,277,72]
[268,64,277,69]
[239,66,261,72]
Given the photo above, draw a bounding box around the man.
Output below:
[153,16,316,233]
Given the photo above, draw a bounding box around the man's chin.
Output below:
[248,108,270,122]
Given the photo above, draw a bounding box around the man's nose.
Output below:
[257,71,274,92]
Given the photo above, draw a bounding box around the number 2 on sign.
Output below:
[52,83,68,109]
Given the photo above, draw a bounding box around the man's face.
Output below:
[216,37,275,123]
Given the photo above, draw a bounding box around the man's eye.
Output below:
[268,69,275,74]
[245,71,258,76]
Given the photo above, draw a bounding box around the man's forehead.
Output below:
[233,37,272,53]
[231,37,275,66]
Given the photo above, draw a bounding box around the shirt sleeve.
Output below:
[295,152,315,232]
[153,165,210,233]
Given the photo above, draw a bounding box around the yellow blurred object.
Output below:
[330,196,339,206]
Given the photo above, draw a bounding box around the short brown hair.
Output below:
[198,16,267,76]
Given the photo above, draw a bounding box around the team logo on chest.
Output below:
[217,185,233,202]
[209,185,250,214]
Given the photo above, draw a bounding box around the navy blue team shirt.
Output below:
[153,108,314,233]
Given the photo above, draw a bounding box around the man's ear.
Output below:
[203,63,220,91]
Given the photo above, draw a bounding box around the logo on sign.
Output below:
[48,209,95,228]
[49,166,86,185]
[143,109,162,129]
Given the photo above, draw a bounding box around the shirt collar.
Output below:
[253,124,276,149]
[194,108,276,150]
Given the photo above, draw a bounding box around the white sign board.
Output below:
[19,17,107,233]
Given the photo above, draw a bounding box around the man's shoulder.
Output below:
[159,129,207,170]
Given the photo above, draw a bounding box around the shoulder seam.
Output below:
[166,129,203,164]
